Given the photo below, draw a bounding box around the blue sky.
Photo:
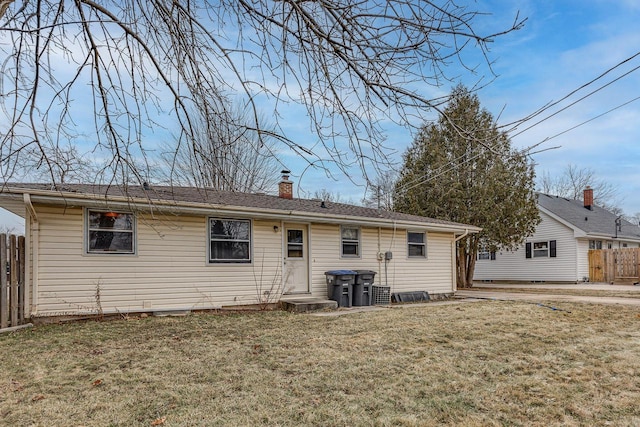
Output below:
[290,0,640,213]
[2,0,640,230]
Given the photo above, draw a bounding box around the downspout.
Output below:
[377,226,383,277]
[454,229,470,242]
[452,229,470,292]
[23,194,39,316]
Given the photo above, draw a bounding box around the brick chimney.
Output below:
[278,170,293,199]
[584,186,593,210]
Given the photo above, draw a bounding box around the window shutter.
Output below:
[550,240,557,258]
[525,242,531,259]
[490,251,496,260]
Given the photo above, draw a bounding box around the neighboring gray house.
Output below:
[474,187,640,283]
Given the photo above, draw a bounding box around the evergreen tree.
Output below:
[394,85,540,287]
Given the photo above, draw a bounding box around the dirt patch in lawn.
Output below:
[1,302,640,426]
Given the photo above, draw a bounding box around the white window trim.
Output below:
[407,231,427,258]
[340,225,361,258]
[286,228,304,259]
[208,218,253,264]
[85,208,136,255]
[533,241,549,258]
[589,240,603,250]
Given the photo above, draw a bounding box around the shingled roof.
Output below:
[1,183,478,231]
[537,193,640,241]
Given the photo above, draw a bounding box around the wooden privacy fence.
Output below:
[0,234,26,330]
[589,248,640,284]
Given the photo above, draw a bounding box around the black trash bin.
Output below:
[353,270,376,306]
[324,270,356,307]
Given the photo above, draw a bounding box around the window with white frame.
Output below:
[86,210,135,254]
[477,248,496,260]
[209,218,251,263]
[341,226,360,257]
[407,231,426,258]
[477,242,494,260]
[589,240,603,250]
[533,241,549,257]
[525,240,557,258]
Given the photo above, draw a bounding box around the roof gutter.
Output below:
[586,233,640,243]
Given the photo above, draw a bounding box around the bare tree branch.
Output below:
[538,164,620,211]
[0,1,524,188]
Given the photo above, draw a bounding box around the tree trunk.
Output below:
[456,242,471,288]
[456,237,478,288]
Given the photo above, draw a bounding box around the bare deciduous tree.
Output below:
[538,164,620,212]
[17,144,96,184]
[160,103,281,193]
[0,1,524,188]
[311,188,348,204]
[362,170,397,210]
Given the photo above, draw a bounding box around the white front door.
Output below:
[283,223,309,294]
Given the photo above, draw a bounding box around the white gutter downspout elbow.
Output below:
[23,193,39,316]
[455,228,470,242]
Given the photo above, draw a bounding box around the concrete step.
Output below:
[280,298,338,313]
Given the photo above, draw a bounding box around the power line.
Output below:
[395,92,638,195]
[500,50,640,133]
[509,63,640,138]
[530,94,640,145]
[393,51,640,194]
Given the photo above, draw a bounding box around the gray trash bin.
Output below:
[324,270,356,307]
[353,270,376,306]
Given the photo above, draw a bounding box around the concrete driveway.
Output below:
[312,283,640,317]
[458,282,640,306]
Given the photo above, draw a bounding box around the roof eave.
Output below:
[2,187,480,234]
[583,232,640,243]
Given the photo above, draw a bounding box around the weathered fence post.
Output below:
[0,233,7,329]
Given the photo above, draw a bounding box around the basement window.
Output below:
[86,209,135,254]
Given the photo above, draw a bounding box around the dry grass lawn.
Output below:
[467,286,640,299]
[1,301,640,426]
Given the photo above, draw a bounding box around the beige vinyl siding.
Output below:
[309,224,455,297]
[474,210,578,282]
[32,205,282,315]
[28,203,460,316]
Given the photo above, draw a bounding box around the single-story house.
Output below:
[0,174,479,318]
[474,187,640,283]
